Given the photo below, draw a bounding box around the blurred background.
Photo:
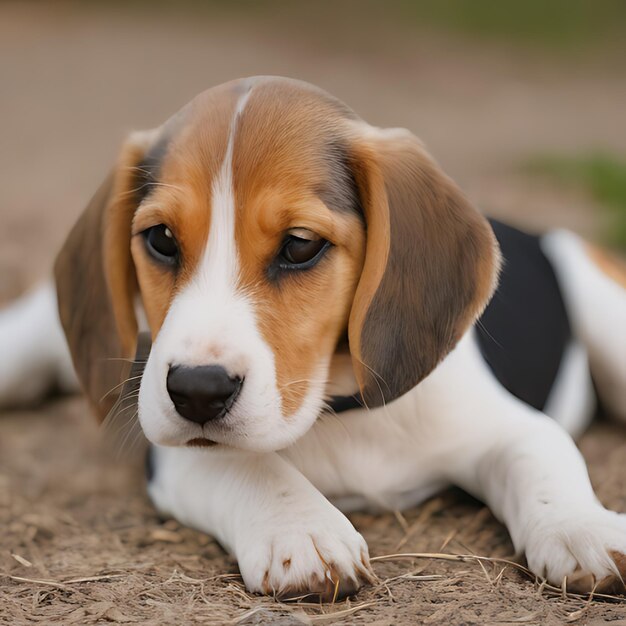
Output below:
[1,2,626,623]
[1,0,626,300]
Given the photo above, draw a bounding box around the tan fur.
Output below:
[131,85,237,335]
[232,82,366,414]
[57,76,499,422]
[131,80,366,416]
[585,243,626,290]
[344,140,391,385]
[237,195,364,415]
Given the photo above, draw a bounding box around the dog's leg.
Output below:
[430,333,626,593]
[542,230,626,421]
[148,445,375,599]
[0,282,77,407]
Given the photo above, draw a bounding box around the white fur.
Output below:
[149,445,371,595]
[3,231,626,594]
[543,340,595,438]
[138,86,330,451]
[542,230,626,421]
[0,283,76,407]
[148,331,626,592]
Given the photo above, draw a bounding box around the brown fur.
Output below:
[346,128,500,406]
[131,84,238,334]
[55,137,149,420]
[232,82,365,414]
[132,80,365,416]
[56,76,499,422]
[55,84,241,421]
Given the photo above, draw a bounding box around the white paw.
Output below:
[525,506,626,593]
[236,505,375,600]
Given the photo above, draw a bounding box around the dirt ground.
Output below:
[1,3,626,624]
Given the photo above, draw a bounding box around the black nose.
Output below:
[166,365,242,425]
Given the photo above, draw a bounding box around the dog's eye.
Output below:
[143,224,178,264]
[279,230,328,268]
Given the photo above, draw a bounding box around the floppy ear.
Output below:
[347,127,500,407]
[54,131,156,421]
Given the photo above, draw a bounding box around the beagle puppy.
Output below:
[2,76,626,600]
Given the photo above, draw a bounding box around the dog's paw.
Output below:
[525,507,626,594]
[236,507,376,601]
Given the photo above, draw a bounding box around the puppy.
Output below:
[2,76,625,600]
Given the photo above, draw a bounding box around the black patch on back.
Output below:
[475,220,571,411]
[134,133,171,205]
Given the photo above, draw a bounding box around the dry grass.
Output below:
[1,399,626,625]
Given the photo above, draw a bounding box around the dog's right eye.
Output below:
[143,224,178,265]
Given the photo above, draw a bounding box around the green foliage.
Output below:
[389,0,626,47]
[526,153,626,248]
[84,0,626,49]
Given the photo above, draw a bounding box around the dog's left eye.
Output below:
[143,224,178,264]
[279,230,329,268]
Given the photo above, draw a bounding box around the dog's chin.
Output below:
[186,437,218,448]
[145,429,303,453]
[145,424,318,453]
[139,398,326,453]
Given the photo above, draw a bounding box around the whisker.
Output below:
[109,410,137,433]
[318,404,353,437]
[104,391,141,418]
[116,411,140,458]
[99,357,147,364]
[99,374,144,403]
[105,413,139,443]
[123,422,147,459]
[352,355,390,411]
[475,319,503,349]
[278,378,329,390]
[103,392,141,430]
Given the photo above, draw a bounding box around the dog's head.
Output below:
[55,77,499,452]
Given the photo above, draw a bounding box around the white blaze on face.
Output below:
[203,86,253,292]
[137,86,330,452]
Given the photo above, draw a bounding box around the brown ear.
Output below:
[347,127,500,407]
[54,132,155,420]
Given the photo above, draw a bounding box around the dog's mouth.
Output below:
[186,437,218,448]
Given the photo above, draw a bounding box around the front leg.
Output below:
[148,446,375,599]
[434,334,626,593]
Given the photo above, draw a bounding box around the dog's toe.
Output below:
[525,509,626,595]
